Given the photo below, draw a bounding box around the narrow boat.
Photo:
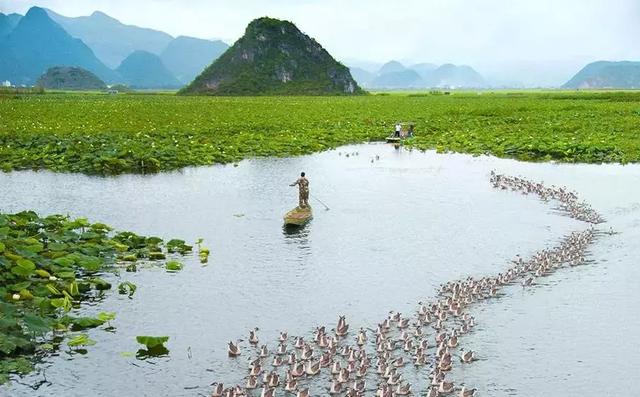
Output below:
[386,136,403,143]
[284,206,312,226]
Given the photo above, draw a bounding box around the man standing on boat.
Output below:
[290,172,309,208]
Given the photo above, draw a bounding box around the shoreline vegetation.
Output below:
[0,210,200,384]
[1,90,639,175]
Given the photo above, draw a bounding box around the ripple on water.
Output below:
[1,144,639,396]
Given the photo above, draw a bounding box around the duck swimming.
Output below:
[227,341,240,357]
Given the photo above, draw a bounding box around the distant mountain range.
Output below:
[2,7,639,91]
[352,60,486,89]
[45,9,173,68]
[0,7,117,85]
[0,6,228,88]
[562,61,640,89]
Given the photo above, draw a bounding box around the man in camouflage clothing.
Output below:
[290,172,309,208]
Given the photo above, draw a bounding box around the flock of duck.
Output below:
[210,173,605,397]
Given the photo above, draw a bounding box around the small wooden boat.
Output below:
[284,206,312,226]
[386,136,403,143]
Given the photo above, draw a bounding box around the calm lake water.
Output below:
[1,144,639,397]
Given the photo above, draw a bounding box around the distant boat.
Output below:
[283,206,312,226]
[386,136,403,143]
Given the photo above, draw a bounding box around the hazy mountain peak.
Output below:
[160,36,229,84]
[45,8,173,68]
[378,60,405,74]
[90,10,116,21]
[116,50,181,88]
[0,6,116,85]
[563,60,640,89]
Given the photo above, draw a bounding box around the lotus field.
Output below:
[0,91,639,174]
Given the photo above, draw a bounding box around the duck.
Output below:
[296,388,309,397]
[392,357,405,367]
[284,379,297,392]
[267,372,279,388]
[357,328,367,346]
[228,341,240,357]
[395,383,412,396]
[460,349,476,363]
[439,380,455,394]
[426,386,439,397]
[259,345,269,358]
[460,386,477,397]
[291,363,305,377]
[210,382,224,397]
[305,360,321,376]
[271,356,283,367]
[329,379,342,394]
[260,387,275,397]
[413,354,427,366]
[249,363,261,376]
[387,373,402,386]
[245,375,258,389]
[337,368,350,383]
[301,345,313,360]
[249,328,259,345]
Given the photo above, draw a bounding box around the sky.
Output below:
[2,0,639,86]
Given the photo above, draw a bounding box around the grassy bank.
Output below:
[1,90,638,174]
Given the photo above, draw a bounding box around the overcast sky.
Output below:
[3,0,639,84]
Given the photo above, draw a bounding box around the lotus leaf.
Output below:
[118,281,137,298]
[165,261,183,272]
[136,335,169,349]
[67,334,96,347]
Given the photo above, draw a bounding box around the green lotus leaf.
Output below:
[96,312,116,322]
[67,334,96,347]
[165,261,183,272]
[136,335,169,349]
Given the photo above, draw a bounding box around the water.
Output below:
[1,144,639,397]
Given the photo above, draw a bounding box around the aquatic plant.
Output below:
[135,336,170,358]
[135,335,169,349]
[0,211,191,384]
[1,91,638,175]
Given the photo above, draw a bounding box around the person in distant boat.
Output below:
[394,122,401,137]
[290,172,309,208]
[407,123,414,137]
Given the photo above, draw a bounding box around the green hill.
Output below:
[36,66,106,90]
[0,7,116,85]
[563,61,640,89]
[116,50,180,88]
[45,9,173,68]
[181,17,363,95]
[160,36,228,84]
